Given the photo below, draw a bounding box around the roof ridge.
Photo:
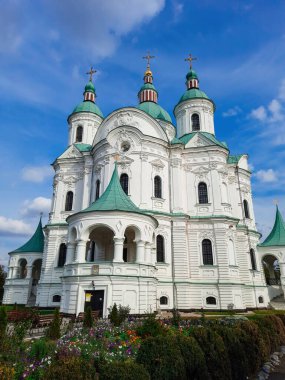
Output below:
[260,206,285,247]
[11,219,44,253]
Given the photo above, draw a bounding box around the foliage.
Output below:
[99,360,150,380]
[176,335,209,380]
[171,309,181,326]
[46,308,61,340]
[0,306,7,337]
[136,314,166,338]
[136,335,186,380]
[42,357,97,380]
[84,306,93,328]
[13,319,32,345]
[192,327,232,380]
[0,265,6,303]
[30,338,56,360]
[0,362,14,380]
[109,303,130,326]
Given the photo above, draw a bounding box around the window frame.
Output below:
[160,296,168,305]
[75,125,83,142]
[154,175,162,199]
[120,173,129,195]
[156,235,165,263]
[250,248,257,271]
[206,296,217,305]
[243,199,250,219]
[57,243,67,267]
[65,191,73,211]
[198,182,209,204]
[95,179,100,201]
[191,113,200,131]
[202,239,214,265]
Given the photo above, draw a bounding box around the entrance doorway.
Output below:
[85,290,104,317]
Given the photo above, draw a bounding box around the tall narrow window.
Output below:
[250,248,257,271]
[154,176,162,198]
[76,126,83,142]
[120,173,129,195]
[191,113,200,131]
[156,235,165,263]
[65,191,73,211]
[58,243,67,267]
[243,200,250,219]
[198,182,208,204]
[202,239,213,265]
[95,180,100,200]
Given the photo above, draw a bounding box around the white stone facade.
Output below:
[4,71,274,316]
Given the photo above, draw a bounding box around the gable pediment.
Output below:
[185,133,213,148]
[58,145,82,160]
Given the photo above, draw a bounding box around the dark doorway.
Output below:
[85,290,104,317]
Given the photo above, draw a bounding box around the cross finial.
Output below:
[142,51,155,70]
[184,53,197,70]
[86,66,97,82]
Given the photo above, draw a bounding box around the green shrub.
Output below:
[265,315,285,346]
[83,306,93,328]
[42,357,97,380]
[30,338,56,360]
[0,306,7,336]
[176,335,209,380]
[234,321,266,377]
[99,360,150,380]
[0,362,15,380]
[171,309,181,326]
[192,327,232,380]
[108,303,130,326]
[46,308,61,340]
[214,325,248,380]
[118,304,131,322]
[136,314,166,338]
[136,335,186,380]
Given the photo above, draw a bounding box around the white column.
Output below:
[113,237,124,262]
[151,247,156,265]
[136,240,145,264]
[26,266,33,279]
[145,243,152,264]
[75,240,87,263]
[66,242,76,264]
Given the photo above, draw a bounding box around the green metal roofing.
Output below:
[138,83,157,93]
[171,137,183,145]
[84,81,95,94]
[178,88,210,104]
[74,143,92,152]
[72,101,103,118]
[259,206,285,247]
[173,131,228,149]
[137,101,172,123]
[186,69,198,80]
[82,164,148,215]
[11,219,44,254]
[227,154,243,164]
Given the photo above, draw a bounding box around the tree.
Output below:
[0,265,7,303]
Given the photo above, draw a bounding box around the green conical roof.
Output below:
[137,101,172,123]
[83,164,147,215]
[11,219,44,253]
[260,206,285,247]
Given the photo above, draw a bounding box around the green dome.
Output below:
[72,101,103,118]
[138,83,157,93]
[84,81,95,94]
[186,69,198,80]
[137,101,172,123]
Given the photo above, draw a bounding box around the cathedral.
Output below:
[3,55,285,316]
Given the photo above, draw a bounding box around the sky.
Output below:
[1,0,285,266]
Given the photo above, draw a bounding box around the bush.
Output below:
[171,309,181,326]
[42,357,97,380]
[46,308,61,340]
[176,335,209,380]
[13,319,32,345]
[136,335,186,380]
[0,362,14,380]
[192,327,232,380]
[0,306,7,336]
[136,314,166,338]
[99,360,150,380]
[108,303,130,326]
[84,306,93,328]
[30,338,56,360]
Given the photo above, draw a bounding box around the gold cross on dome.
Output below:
[86,66,97,82]
[143,51,155,69]
[184,53,197,70]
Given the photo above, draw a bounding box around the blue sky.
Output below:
[1,0,285,266]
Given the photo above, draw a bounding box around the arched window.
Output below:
[206,296,216,305]
[250,248,257,271]
[120,173,129,195]
[228,239,236,266]
[160,296,168,305]
[154,176,162,198]
[191,113,200,131]
[76,126,83,142]
[243,200,250,219]
[258,296,264,304]
[19,259,27,279]
[65,191,73,211]
[95,180,100,200]
[58,243,67,267]
[156,235,165,263]
[52,295,61,302]
[198,182,208,204]
[202,239,213,265]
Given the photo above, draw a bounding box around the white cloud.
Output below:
[21,165,53,183]
[278,79,285,101]
[0,216,33,237]
[268,99,283,121]
[21,197,51,217]
[250,105,267,121]
[222,106,242,117]
[254,169,278,183]
[172,1,184,22]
